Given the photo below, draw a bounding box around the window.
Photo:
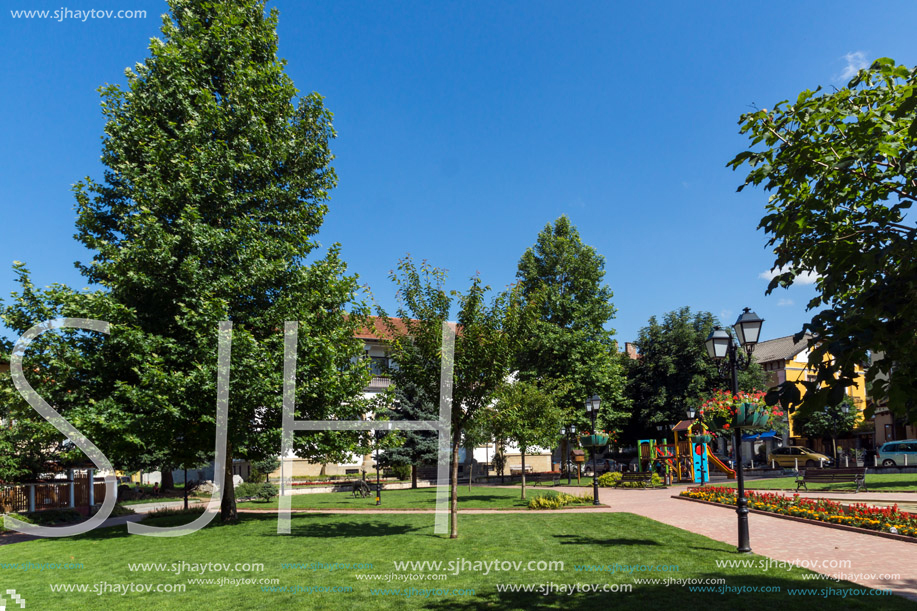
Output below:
[364,355,389,375]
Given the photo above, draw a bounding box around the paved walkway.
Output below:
[550,483,917,602]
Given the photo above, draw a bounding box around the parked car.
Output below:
[583,458,619,476]
[877,440,917,467]
[767,446,833,468]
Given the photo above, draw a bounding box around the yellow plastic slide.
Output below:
[707,446,736,479]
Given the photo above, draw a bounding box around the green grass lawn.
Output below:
[721,473,917,492]
[236,485,550,510]
[1,511,908,610]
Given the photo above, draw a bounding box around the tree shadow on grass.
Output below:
[553,534,661,546]
[279,516,425,538]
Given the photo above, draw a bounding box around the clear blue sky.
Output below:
[3,1,917,345]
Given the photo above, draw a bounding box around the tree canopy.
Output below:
[514,215,626,431]
[729,58,917,422]
[1,0,373,520]
[623,307,766,438]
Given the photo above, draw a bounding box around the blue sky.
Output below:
[3,1,917,345]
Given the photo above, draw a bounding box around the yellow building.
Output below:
[755,334,867,448]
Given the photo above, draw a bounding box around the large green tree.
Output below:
[729,58,917,423]
[2,0,373,520]
[379,257,524,538]
[624,307,766,438]
[515,216,626,432]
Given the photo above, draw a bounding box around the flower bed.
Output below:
[680,486,917,537]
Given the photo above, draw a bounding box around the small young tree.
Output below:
[799,398,859,461]
[489,380,566,499]
[379,257,523,538]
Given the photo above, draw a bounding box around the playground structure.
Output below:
[637,420,736,483]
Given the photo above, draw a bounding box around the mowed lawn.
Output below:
[1,511,911,610]
[722,473,917,492]
[235,485,540,510]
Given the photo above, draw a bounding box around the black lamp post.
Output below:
[704,307,763,554]
[585,395,601,506]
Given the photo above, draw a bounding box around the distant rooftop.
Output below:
[753,333,813,364]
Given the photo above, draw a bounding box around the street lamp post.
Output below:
[704,307,764,554]
[585,395,601,506]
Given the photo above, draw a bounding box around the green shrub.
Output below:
[597,472,621,487]
[391,464,411,481]
[236,482,277,501]
[527,491,594,510]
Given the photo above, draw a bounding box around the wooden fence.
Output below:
[1,469,110,514]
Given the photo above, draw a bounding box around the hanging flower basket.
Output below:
[697,389,780,432]
[579,433,609,447]
[690,434,714,444]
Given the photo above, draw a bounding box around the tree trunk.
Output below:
[220,445,237,523]
[450,433,460,539]
[183,468,188,511]
[521,449,527,500]
[319,463,327,478]
[411,464,418,489]
[161,467,174,491]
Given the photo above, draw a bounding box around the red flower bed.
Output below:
[681,486,917,537]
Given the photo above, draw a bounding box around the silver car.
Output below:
[877,439,917,467]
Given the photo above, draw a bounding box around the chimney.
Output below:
[625,343,639,360]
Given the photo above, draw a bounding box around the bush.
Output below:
[597,472,621,487]
[236,482,277,502]
[596,471,663,488]
[391,464,411,481]
[527,491,594,510]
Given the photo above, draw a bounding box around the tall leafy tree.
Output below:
[624,307,766,438]
[379,257,523,538]
[515,216,626,431]
[2,0,372,520]
[729,58,917,423]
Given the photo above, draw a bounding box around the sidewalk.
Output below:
[553,483,917,601]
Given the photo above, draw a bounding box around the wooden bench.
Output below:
[614,472,655,488]
[796,467,867,493]
[530,473,561,487]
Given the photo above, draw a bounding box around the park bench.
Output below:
[796,467,867,493]
[614,472,655,489]
[530,473,561,487]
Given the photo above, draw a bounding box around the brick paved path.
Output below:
[553,483,917,601]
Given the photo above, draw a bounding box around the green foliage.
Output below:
[514,216,627,431]
[389,464,412,481]
[798,398,859,448]
[250,458,280,484]
[729,58,917,422]
[624,307,767,439]
[378,256,525,537]
[597,471,621,487]
[527,491,594,509]
[1,0,376,519]
[235,481,277,502]
[376,378,439,483]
